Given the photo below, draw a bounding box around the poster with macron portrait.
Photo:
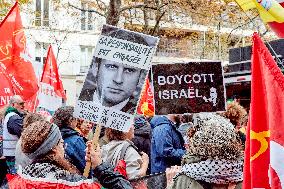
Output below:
[74,25,159,132]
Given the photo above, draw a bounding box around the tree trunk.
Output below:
[106,0,121,26]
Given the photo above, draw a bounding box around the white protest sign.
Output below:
[74,25,159,132]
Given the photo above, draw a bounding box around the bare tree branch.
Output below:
[119,4,159,13]
[68,2,106,17]
[95,0,107,13]
[150,10,166,35]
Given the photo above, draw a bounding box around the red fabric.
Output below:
[268,2,284,38]
[243,33,284,189]
[0,2,38,101]
[114,160,128,179]
[6,174,102,189]
[137,78,154,116]
[0,73,13,108]
[41,45,66,99]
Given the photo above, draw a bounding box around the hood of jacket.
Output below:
[101,140,137,166]
[150,116,173,129]
[134,124,150,137]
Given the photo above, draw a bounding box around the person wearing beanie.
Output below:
[167,113,243,189]
[15,113,45,169]
[131,115,151,174]
[52,106,86,173]
[5,120,133,189]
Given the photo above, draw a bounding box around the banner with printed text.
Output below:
[151,62,226,115]
[74,25,159,132]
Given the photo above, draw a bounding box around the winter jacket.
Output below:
[3,107,23,157]
[60,126,87,173]
[4,162,133,189]
[132,123,151,159]
[101,140,143,179]
[150,116,186,174]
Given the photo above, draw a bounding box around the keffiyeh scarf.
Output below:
[175,158,243,184]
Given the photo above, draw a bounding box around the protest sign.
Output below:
[152,62,226,115]
[74,25,159,132]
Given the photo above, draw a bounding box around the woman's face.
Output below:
[69,118,78,129]
[81,121,93,132]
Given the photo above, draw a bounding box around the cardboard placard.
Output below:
[74,25,159,132]
[151,62,226,115]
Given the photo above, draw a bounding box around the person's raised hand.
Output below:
[85,141,102,169]
[166,165,181,187]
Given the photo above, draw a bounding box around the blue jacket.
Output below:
[150,116,186,174]
[60,127,86,173]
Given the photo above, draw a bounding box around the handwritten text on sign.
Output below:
[94,36,155,69]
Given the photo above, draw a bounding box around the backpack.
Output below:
[114,141,138,179]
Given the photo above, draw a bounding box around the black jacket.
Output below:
[7,113,23,138]
[132,124,151,158]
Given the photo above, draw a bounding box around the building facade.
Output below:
[17,0,276,106]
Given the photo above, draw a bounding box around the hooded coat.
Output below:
[150,116,185,174]
[60,127,87,173]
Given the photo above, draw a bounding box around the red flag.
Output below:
[0,2,38,101]
[268,1,284,38]
[0,72,13,108]
[41,45,66,99]
[243,33,284,189]
[137,78,154,116]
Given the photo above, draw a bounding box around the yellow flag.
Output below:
[235,0,284,23]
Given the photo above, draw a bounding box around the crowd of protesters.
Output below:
[0,95,248,189]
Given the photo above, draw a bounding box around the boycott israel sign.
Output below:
[152,62,226,115]
[74,25,159,132]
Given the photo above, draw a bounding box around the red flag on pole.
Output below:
[36,45,66,112]
[243,33,284,189]
[0,2,38,101]
[41,45,66,99]
[137,78,154,117]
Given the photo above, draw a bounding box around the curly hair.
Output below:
[23,113,45,130]
[222,101,247,127]
[105,127,128,141]
[52,106,75,128]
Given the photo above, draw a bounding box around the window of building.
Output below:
[35,42,49,64]
[80,46,95,73]
[35,0,49,26]
[81,2,95,30]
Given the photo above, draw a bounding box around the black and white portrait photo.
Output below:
[74,25,158,131]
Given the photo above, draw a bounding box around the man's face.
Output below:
[97,60,141,106]
[12,98,25,112]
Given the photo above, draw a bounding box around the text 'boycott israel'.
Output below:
[151,62,226,115]
[74,25,159,132]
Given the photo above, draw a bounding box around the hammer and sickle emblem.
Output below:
[250,130,270,161]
